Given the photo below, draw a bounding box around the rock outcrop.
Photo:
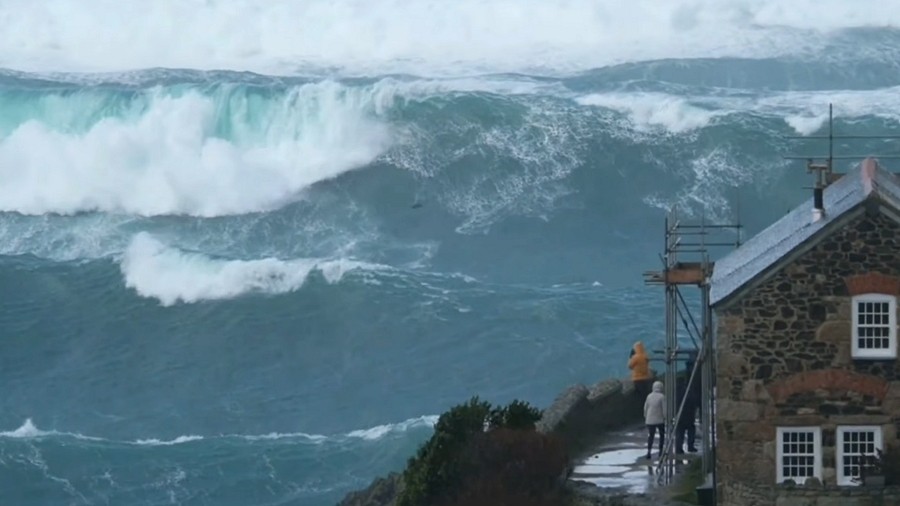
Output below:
[336,472,403,506]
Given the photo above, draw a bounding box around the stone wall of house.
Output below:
[715,210,900,505]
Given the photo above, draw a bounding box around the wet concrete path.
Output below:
[568,423,702,495]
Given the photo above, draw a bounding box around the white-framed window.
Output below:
[852,294,897,359]
[837,426,884,486]
[776,427,822,484]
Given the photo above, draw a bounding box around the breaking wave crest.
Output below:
[0,82,395,216]
[120,232,382,305]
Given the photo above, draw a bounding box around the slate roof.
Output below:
[710,158,900,307]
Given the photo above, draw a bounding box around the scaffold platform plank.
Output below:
[642,262,710,285]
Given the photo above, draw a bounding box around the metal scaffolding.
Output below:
[643,213,741,498]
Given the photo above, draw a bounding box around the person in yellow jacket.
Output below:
[628,341,652,398]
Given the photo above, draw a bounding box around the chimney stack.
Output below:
[812,186,824,222]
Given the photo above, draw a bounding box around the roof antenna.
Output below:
[783,102,900,216]
[808,104,833,222]
[735,187,742,247]
[828,103,834,175]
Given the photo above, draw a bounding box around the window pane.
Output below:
[779,429,817,483]
[854,297,893,354]
[839,429,881,483]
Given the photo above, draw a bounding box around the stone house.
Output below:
[709,158,900,505]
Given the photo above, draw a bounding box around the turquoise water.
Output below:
[1,2,900,504]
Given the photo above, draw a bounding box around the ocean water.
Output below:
[2,1,900,504]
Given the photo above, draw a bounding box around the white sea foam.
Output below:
[577,93,723,134]
[579,85,900,135]
[347,415,439,440]
[0,0,897,76]
[0,415,438,445]
[240,432,330,443]
[120,233,382,305]
[0,418,103,441]
[784,114,833,136]
[133,436,204,446]
[0,418,49,438]
[754,86,900,135]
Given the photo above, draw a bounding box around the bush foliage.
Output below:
[856,442,900,485]
[397,396,566,506]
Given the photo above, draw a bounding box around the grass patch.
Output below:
[664,458,705,504]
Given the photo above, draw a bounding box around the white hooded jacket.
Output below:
[644,381,665,425]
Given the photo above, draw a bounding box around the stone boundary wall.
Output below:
[724,481,900,506]
[536,375,648,457]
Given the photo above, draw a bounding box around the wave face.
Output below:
[1,3,900,505]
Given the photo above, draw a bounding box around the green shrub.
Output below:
[488,399,542,430]
[855,442,900,486]
[398,397,492,506]
[438,428,568,506]
[397,397,562,506]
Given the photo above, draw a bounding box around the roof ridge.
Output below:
[710,157,900,307]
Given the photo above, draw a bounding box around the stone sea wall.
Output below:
[536,376,647,457]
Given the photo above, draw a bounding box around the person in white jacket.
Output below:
[643,380,665,459]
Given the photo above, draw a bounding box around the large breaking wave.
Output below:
[2,72,900,304]
[0,82,394,216]
[2,5,900,506]
[1,75,899,223]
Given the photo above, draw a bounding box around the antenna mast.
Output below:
[784,102,900,169]
[783,103,900,219]
[806,104,833,192]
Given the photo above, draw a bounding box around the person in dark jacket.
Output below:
[675,372,699,454]
[685,351,703,423]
